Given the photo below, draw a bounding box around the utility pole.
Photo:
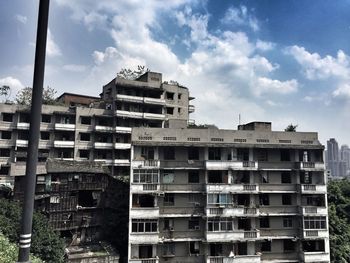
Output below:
[17,0,50,262]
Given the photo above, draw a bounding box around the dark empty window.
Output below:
[40,132,50,140]
[188,219,200,230]
[19,113,30,123]
[281,172,291,183]
[259,194,269,205]
[208,171,225,183]
[2,113,13,122]
[261,241,271,252]
[280,149,290,161]
[189,241,200,254]
[283,217,293,228]
[300,171,312,184]
[166,107,174,115]
[166,92,174,100]
[0,149,10,157]
[260,217,270,228]
[178,93,182,100]
[282,194,292,205]
[81,116,91,125]
[1,131,11,139]
[80,133,90,141]
[283,239,295,251]
[0,166,9,175]
[256,149,268,161]
[164,147,175,160]
[209,148,221,160]
[79,150,89,159]
[41,114,51,123]
[188,171,199,183]
[164,193,175,206]
[188,147,199,160]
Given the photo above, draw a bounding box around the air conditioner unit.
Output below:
[194,225,200,230]
[158,192,165,197]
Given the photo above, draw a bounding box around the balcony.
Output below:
[115,126,132,133]
[113,159,130,166]
[144,97,166,105]
[259,206,298,215]
[159,160,204,169]
[94,142,113,149]
[302,229,329,239]
[130,207,159,219]
[302,252,330,262]
[143,112,166,120]
[300,184,327,194]
[131,184,160,193]
[17,122,30,130]
[54,123,75,131]
[259,184,297,193]
[159,206,204,217]
[299,162,324,171]
[54,141,74,148]
[160,184,204,192]
[300,206,328,216]
[258,161,296,170]
[206,230,259,242]
[206,184,259,193]
[116,94,144,103]
[15,139,28,147]
[115,143,131,149]
[132,160,160,168]
[206,207,258,217]
[95,125,113,132]
[206,255,261,263]
[189,105,195,113]
[129,259,159,263]
[260,228,298,238]
[116,110,143,119]
[206,161,257,170]
[94,159,114,165]
[160,229,203,241]
[129,232,159,244]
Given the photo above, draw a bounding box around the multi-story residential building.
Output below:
[128,122,330,263]
[0,71,194,260]
[340,145,350,176]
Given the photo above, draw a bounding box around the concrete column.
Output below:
[249,148,254,161]
[247,241,256,255]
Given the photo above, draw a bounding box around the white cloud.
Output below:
[285,45,350,80]
[46,29,62,57]
[63,64,87,72]
[333,83,350,99]
[14,14,27,24]
[0,76,25,97]
[254,77,298,96]
[256,39,275,51]
[221,5,259,31]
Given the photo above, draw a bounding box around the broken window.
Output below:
[166,92,174,100]
[78,190,94,207]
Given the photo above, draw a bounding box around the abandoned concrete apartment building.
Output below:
[0,71,329,262]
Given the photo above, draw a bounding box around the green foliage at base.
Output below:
[0,199,65,263]
[328,179,350,263]
[0,233,43,263]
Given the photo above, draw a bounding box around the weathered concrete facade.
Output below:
[128,124,330,263]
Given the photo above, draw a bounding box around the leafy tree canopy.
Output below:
[285,123,298,132]
[0,199,65,263]
[15,86,58,105]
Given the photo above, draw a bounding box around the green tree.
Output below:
[15,86,58,105]
[285,124,298,132]
[327,179,350,262]
[0,233,43,263]
[0,199,65,263]
[0,85,11,102]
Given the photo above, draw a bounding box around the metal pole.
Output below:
[17,0,50,262]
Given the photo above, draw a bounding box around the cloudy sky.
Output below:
[1,0,350,146]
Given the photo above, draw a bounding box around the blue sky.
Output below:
[1,0,350,146]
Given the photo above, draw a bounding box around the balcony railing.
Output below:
[299,162,324,170]
[259,206,298,215]
[189,105,195,113]
[300,206,328,215]
[302,252,330,262]
[129,232,159,244]
[159,206,204,216]
[206,161,257,170]
[95,125,113,132]
[114,143,131,149]
[15,139,28,147]
[115,126,132,133]
[94,142,113,149]
[143,112,166,120]
[303,229,329,238]
[116,110,143,119]
[207,255,261,263]
[116,94,144,103]
[17,122,30,130]
[132,160,160,168]
[144,97,166,105]
[206,207,258,217]
[130,207,159,219]
[259,184,297,192]
[300,184,327,194]
[160,184,204,192]
[159,160,204,169]
[53,141,74,148]
[206,184,259,193]
[54,123,75,131]
[206,230,259,242]
[129,259,159,263]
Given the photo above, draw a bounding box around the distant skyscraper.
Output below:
[340,145,350,176]
[327,138,340,177]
